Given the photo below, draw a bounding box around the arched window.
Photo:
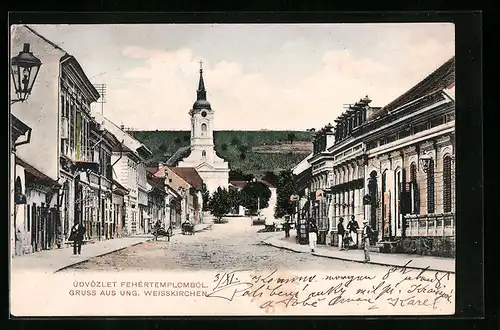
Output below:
[202,150,206,159]
[443,155,452,212]
[410,162,420,214]
[426,158,435,214]
[201,123,207,136]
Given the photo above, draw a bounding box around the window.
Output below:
[445,113,455,122]
[202,150,206,159]
[399,129,411,139]
[426,159,435,214]
[410,162,419,214]
[443,156,452,212]
[413,122,428,134]
[430,116,445,128]
[201,123,207,136]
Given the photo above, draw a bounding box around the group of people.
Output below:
[305,217,375,262]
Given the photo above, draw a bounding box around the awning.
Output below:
[142,211,151,219]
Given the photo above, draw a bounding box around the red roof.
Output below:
[168,167,203,191]
[147,175,165,191]
[229,180,248,189]
[147,167,159,175]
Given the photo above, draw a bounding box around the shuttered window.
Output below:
[427,159,435,214]
[443,156,452,212]
[410,163,420,214]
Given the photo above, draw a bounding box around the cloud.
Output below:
[98,25,454,131]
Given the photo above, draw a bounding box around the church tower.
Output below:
[177,61,229,192]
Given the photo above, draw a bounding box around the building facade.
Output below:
[176,63,230,193]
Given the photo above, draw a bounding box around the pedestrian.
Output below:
[337,217,346,250]
[362,220,375,262]
[347,215,359,248]
[283,219,291,238]
[69,221,86,256]
[308,220,318,252]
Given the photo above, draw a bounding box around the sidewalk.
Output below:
[261,233,455,273]
[11,223,212,274]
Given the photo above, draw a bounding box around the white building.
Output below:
[175,63,230,193]
[93,112,153,235]
[11,25,101,251]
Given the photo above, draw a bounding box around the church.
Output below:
[166,62,230,193]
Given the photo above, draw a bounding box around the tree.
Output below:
[183,135,190,142]
[174,137,181,145]
[201,185,211,212]
[229,169,246,181]
[221,143,228,151]
[231,137,241,146]
[262,171,279,187]
[275,169,297,218]
[228,188,242,213]
[209,187,232,223]
[158,142,168,152]
[287,132,296,144]
[239,182,271,214]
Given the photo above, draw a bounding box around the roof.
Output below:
[229,180,248,189]
[168,167,203,191]
[147,175,165,191]
[147,167,159,175]
[16,156,60,188]
[382,56,455,113]
[165,146,191,166]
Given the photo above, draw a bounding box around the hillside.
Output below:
[130,130,313,177]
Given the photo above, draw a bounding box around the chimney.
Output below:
[120,124,125,130]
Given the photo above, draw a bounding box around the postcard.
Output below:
[10,22,456,316]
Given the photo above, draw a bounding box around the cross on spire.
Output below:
[199,60,203,71]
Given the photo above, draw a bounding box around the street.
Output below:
[63,217,378,272]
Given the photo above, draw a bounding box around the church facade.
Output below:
[176,62,230,193]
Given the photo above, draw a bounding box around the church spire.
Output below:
[197,60,207,100]
[193,60,211,110]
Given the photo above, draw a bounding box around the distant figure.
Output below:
[308,220,318,252]
[283,219,291,238]
[337,218,346,251]
[362,220,376,262]
[69,221,86,255]
[347,216,359,248]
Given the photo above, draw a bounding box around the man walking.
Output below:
[308,220,318,252]
[69,221,86,255]
[337,217,346,250]
[362,220,375,262]
[347,215,359,248]
[283,219,291,238]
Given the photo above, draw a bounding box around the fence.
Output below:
[404,213,455,237]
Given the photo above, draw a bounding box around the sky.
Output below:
[28,23,454,131]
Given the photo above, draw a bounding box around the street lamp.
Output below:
[10,43,42,104]
[419,154,434,173]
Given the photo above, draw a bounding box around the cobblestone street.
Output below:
[63,217,379,272]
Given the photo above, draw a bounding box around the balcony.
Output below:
[404,213,455,237]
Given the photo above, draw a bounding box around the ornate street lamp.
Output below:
[10,43,42,104]
[419,154,434,173]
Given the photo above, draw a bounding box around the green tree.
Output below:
[275,169,297,218]
[239,182,271,214]
[183,135,190,142]
[231,137,241,146]
[228,188,242,213]
[174,137,181,145]
[201,185,211,212]
[287,132,296,144]
[158,142,168,152]
[209,187,232,223]
[221,143,228,151]
[262,171,279,187]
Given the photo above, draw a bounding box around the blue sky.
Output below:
[28,23,454,131]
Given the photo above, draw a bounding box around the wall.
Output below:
[11,25,64,180]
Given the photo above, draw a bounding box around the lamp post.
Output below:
[11,43,42,104]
